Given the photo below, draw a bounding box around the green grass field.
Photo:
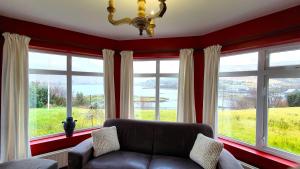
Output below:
[218,107,300,155]
[29,107,105,137]
[29,108,176,138]
[30,107,300,155]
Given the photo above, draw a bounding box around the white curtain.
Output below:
[177,48,196,123]
[120,51,134,119]
[103,49,116,119]
[203,45,222,134]
[1,33,31,162]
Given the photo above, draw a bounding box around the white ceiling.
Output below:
[0,0,299,40]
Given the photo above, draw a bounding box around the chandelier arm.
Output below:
[147,0,167,19]
[146,28,154,37]
[107,0,132,25]
[146,19,155,37]
[108,14,132,25]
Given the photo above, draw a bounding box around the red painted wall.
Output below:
[0,16,117,55]
[1,4,300,169]
[114,52,121,118]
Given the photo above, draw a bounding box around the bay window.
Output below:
[133,59,179,122]
[217,44,300,161]
[29,50,104,139]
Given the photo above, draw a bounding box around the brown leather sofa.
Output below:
[68,119,243,169]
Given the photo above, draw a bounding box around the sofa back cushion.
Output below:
[152,122,213,157]
[103,119,213,158]
[104,119,154,154]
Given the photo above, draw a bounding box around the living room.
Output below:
[0,1,300,169]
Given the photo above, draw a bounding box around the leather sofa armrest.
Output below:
[217,149,243,169]
[68,138,93,169]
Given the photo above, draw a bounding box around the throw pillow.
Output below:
[190,133,223,169]
[91,126,120,157]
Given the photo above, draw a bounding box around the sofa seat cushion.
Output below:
[83,151,151,169]
[149,155,204,169]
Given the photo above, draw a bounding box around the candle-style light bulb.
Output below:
[109,0,114,7]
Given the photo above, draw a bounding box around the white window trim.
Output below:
[29,49,104,139]
[217,43,300,163]
[133,58,179,121]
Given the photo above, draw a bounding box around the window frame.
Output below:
[218,49,259,148]
[29,49,104,140]
[133,58,179,121]
[217,43,300,163]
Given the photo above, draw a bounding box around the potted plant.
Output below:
[62,117,77,137]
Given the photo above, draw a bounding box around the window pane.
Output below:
[269,49,300,67]
[134,61,156,74]
[134,77,156,120]
[72,56,103,73]
[29,74,66,138]
[160,60,179,73]
[268,78,300,155]
[72,76,105,130]
[220,52,258,72]
[159,77,178,122]
[29,51,66,70]
[218,76,257,145]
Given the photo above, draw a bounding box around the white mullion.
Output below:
[262,74,269,148]
[29,69,67,75]
[219,71,258,77]
[256,50,267,148]
[67,55,72,117]
[134,73,157,77]
[266,65,300,71]
[159,74,178,77]
[156,60,160,121]
[265,69,300,77]
[72,71,103,76]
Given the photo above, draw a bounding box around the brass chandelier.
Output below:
[107,0,167,37]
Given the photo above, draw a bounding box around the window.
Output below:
[133,60,179,122]
[217,45,300,162]
[218,52,258,145]
[29,51,104,139]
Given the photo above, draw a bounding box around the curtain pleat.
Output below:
[177,48,196,123]
[203,45,222,135]
[120,51,134,119]
[103,49,116,119]
[1,32,31,162]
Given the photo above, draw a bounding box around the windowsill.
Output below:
[218,137,299,168]
[30,129,96,156]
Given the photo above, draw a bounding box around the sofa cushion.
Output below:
[149,155,204,169]
[83,151,151,169]
[190,134,223,169]
[91,126,120,157]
